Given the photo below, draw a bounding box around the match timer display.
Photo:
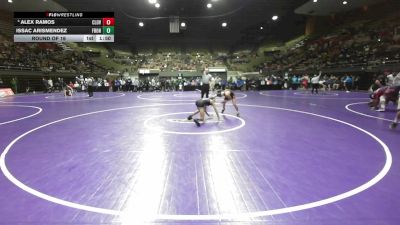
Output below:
[14,12,115,42]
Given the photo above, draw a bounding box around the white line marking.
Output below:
[138,93,247,101]
[166,117,220,124]
[45,94,90,99]
[294,92,339,96]
[345,102,394,122]
[260,91,368,100]
[0,93,49,99]
[173,93,200,98]
[0,103,392,221]
[0,93,125,104]
[0,105,43,125]
[144,112,245,135]
[194,157,201,215]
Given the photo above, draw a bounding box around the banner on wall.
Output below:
[0,88,14,98]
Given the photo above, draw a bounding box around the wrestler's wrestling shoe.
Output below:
[194,119,201,127]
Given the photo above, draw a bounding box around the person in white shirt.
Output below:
[210,77,216,92]
[311,72,322,94]
[201,68,213,98]
[393,72,400,86]
[386,72,394,86]
[47,78,54,93]
[133,78,139,92]
[87,77,94,97]
[63,83,73,97]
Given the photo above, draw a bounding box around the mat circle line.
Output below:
[293,92,339,96]
[0,105,43,125]
[45,94,91,99]
[144,111,245,135]
[0,93,49,99]
[172,93,200,98]
[138,93,247,101]
[0,103,392,221]
[167,117,220,124]
[345,102,394,122]
[259,91,368,100]
[0,93,126,104]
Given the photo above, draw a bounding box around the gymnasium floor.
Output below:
[0,90,399,225]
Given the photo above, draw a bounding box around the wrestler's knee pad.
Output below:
[379,96,386,110]
[397,98,400,110]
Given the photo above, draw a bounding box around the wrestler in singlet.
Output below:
[369,86,400,111]
[221,90,240,117]
[188,98,220,127]
[195,99,212,108]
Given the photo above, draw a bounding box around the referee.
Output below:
[201,68,212,98]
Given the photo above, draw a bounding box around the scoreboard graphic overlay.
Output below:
[14,12,114,42]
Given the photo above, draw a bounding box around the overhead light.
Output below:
[207,3,212,8]
[155,3,160,8]
[272,15,278,21]
[313,0,318,2]
[139,22,144,27]
[180,22,186,27]
[221,22,227,27]
[148,0,157,4]
[8,0,12,3]
[260,26,264,30]
[342,1,348,5]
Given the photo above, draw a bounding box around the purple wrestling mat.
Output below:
[0,90,399,225]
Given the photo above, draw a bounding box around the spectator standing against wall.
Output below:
[210,77,216,92]
[344,75,353,93]
[353,75,360,91]
[301,74,309,90]
[291,75,300,90]
[333,76,341,90]
[133,78,139,92]
[48,78,54,93]
[0,78,5,88]
[42,77,49,93]
[10,77,17,94]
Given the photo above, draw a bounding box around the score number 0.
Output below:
[103,18,115,26]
